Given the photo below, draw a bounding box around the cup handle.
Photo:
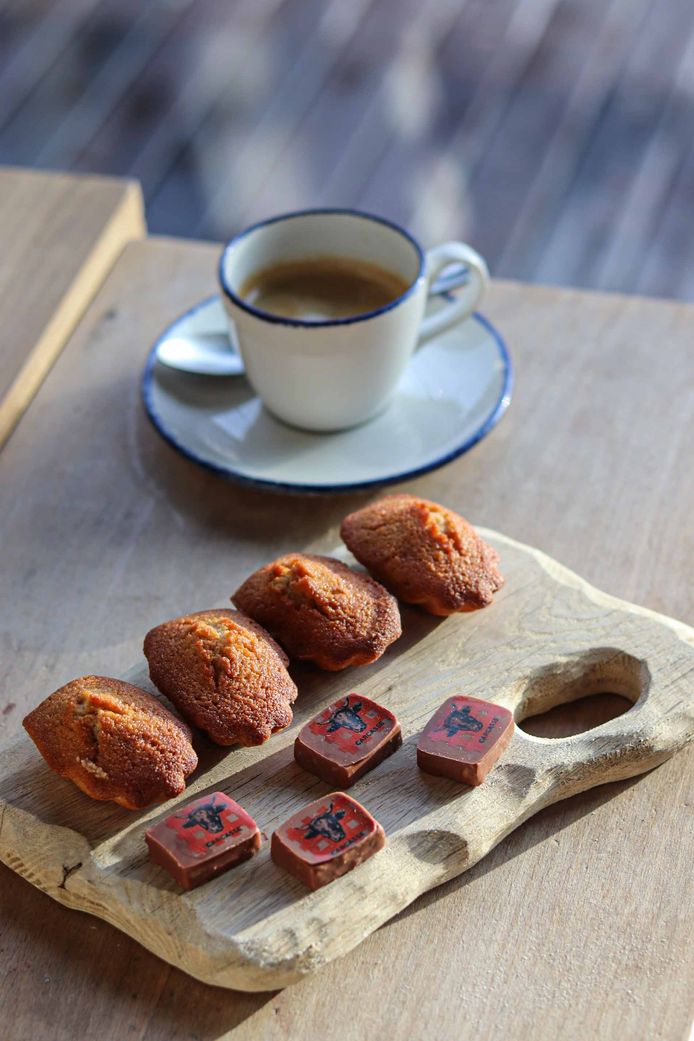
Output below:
[417,242,489,345]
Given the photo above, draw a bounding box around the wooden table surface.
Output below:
[1,229,692,1039]
[0,167,144,448]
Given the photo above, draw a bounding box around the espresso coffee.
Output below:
[240,256,409,321]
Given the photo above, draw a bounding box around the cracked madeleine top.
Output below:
[144,609,297,746]
[22,676,197,810]
[232,554,401,670]
[340,495,504,615]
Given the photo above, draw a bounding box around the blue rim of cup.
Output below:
[141,296,514,495]
[218,207,427,328]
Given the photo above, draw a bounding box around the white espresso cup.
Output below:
[218,209,489,432]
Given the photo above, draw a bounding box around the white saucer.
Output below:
[142,295,512,493]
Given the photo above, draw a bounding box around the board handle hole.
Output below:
[521,692,631,739]
[516,648,648,740]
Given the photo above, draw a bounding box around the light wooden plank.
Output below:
[0,0,140,162]
[185,0,378,237]
[0,0,103,127]
[534,0,694,288]
[4,0,694,299]
[592,25,694,293]
[463,0,652,268]
[72,0,262,182]
[245,0,467,228]
[635,132,694,299]
[315,0,495,224]
[354,0,523,234]
[131,0,315,236]
[0,167,144,447]
[0,240,692,1038]
[407,0,564,239]
[32,1,196,170]
[494,0,652,278]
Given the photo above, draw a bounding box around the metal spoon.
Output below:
[156,332,245,377]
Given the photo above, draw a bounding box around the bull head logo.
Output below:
[303,803,347,843]
[442,705,483,737]
[324,699,366,734]
[182,800,226,834]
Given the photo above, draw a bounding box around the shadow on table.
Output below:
[392,769,644,927]
[135,396,378,548]
[0,861,275,1039]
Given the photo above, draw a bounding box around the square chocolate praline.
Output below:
[417,695,514,786]
[294,693,402,787]
[272,792,385,891]
[146,791,261,890]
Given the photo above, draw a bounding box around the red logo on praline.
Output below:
[167,796,248,857]
[430,699,501,749]
[309,695,389,754]
[287,798,370,859]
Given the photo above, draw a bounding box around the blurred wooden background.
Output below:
[1,0,693,298]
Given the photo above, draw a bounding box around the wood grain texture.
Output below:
[0,237,692,1038]
[1,532,692,990]
[0,166,144,447]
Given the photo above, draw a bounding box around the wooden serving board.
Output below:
[1,530,692,992]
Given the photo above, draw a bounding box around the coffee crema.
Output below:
[239,256,410,321]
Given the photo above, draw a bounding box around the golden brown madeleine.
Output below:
[340,495,504,616]
[144,609,297,746]
[23,676,197,810]
[232,553,401,670]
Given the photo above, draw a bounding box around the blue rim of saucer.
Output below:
[141,295,513,495]
[218,208,426,328]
